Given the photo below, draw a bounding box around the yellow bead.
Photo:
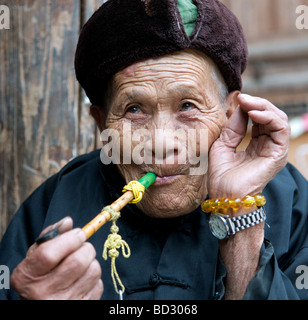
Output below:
[254,194,266,207]
[229,198,241,209]
[201,201,211,213]
[218,198,229,210]
[242,195,256,207]
[209,199,219,211]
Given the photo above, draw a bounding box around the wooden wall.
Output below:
[0,0,105,239]
[221,0,308,41]
[1,0,308,240]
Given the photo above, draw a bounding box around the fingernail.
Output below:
[36,228,60,245]
[76,228,87,242]
[239,93,255,102]
[53,216,69,228]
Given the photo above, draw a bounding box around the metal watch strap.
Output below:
[228,207,266,236]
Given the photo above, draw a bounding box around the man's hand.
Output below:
[208,94,290,299]
[208,93,290,199]
[11,217,103,300]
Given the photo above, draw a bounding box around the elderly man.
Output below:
[1,0,308,300]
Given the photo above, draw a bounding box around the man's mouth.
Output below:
[140,165,190,185]
[153,174,182,185]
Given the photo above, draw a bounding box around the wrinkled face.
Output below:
[95,49,234,218]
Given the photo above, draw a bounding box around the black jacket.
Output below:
[1,150,308,300]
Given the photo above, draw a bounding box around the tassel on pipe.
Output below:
[82,172,156,239]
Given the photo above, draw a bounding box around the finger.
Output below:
[248,110,290,146]
[238,94,268,111]
[38,216,73,239]
[238,93,289,147]
[219,105,248,150]
[89,279,104,300]
[238,94,288,120]
[27,217,74,257]
[82,279,104,300]
[65,259,103,300]
[48,242,97,291]
[28,228,87,276]
[248,110,287,130]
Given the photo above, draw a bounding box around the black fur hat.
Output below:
[75,0,248,106]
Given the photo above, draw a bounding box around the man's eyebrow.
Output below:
[114,85,202,106]
[168,85,205,101]
[112,91,141,104]
[170,85,201,95]
[111,91,145,111]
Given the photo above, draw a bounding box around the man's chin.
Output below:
[138,206,194,219]
[136,193,201,219]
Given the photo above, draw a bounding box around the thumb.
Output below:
[219,105,248,151]
[27,217,73,257]
[38,217,73,239]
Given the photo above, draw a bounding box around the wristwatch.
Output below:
[208,207,266,240]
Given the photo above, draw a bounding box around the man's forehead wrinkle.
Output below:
[115,83,204,103]
[117,68,207,84]
[136,60,209,78]
[118,51,212,78]
[109,51,222,109]
[114,74,204,97]
[114,66,210,92]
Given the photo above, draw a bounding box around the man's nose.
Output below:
[144,125,185,165]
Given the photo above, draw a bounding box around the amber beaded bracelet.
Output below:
[201,194,266,214]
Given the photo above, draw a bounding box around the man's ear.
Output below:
[90,105,107,131]
[224,90,241,119]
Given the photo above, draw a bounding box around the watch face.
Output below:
[209,214,228,240]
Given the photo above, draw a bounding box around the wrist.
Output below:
[219,220,264,300]
[202,194,266,241]
[208,184,264,200]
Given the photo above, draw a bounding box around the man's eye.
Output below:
[180,102,196,111]
[126,105,141,114]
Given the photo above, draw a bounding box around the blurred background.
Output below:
[1,0,308,239]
